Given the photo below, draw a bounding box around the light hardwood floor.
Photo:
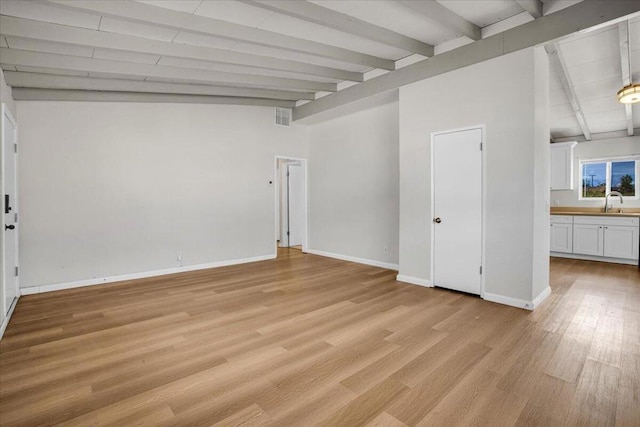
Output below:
[0,250,639,426]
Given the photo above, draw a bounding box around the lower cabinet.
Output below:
[603,225,639,259]
[551,215,639,264]
[550,222,573,253]
[573,224,604,256]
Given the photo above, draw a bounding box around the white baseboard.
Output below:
[532,286,552,309]
[483,286,551,311]
[20,253,277,296]
[483,292,534,310]
[396,274,433,287]
[306,249,399,271]
[0,291,20,341]
[551,252,638,266]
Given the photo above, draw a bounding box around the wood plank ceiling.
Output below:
[550,15,640,141]
[0,0,639,139]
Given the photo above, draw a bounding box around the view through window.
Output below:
[581,158,637,199]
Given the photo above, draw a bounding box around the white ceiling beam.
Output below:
[542,0,584,17]
[618,20,634,136]
[239,0,434,57]
[0,16,362,82]
[39,0,396,70]
[2,71,315,101]
[10,88,297,107]
[294,0,640,120]
[553,128,640,143]
[0,48,336,93]
[516,0,544,18]
[396,1,481,41]
[545,43,591,141]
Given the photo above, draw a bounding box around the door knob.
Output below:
[5,224,15,230]
[434,218,442,224]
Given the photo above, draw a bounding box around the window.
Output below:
[580,157,639,199]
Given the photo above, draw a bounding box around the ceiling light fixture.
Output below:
[617,83,640,104]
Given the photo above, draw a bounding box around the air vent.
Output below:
[275,107,291,127]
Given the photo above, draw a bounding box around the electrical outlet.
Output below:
[383,247,388,254]
[177,251,182,262]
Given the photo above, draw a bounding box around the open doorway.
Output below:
[275,156,307,255]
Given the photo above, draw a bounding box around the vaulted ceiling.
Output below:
[550,16,640,141]
[0,0,639,140]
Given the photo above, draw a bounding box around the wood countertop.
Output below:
[550,207,640,218]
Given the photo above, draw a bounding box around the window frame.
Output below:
[578,156,640,200]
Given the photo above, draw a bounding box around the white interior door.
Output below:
[433,128,482,295]
[279,163,288,246]
[3,107,18,316]
[278,159,305,249]
[287,164,304,247]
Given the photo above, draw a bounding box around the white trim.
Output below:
[274,155,308,253]
[483,292,534,310]
[19,253,276,295]
[396,274,433,287]
[306,248,399,271]
[483,285,551,311]
[1,103,17,128]
[580,154,640,163]
[0,291,19,341]
[550,252,638,266]
[430,124,486,297]
[532,286,552,309]
[551,141,578,149]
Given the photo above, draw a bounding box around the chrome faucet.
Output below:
[604,191,623,213]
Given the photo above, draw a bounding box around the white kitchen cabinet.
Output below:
[552,215,639,264]
[550,216,573,253]
[603,225,639,260]
[573,223,604,256]
[550,141,577,190]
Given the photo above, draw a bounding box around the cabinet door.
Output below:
[550,223,573,253]
[603,225,639,260]
[550,143,575,190]
[573,224,604,256]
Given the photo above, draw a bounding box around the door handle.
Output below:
[433,218,442,224]
[5,224,15,230]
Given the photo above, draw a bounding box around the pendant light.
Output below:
[617,83,640,104]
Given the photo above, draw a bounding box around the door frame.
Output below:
[274,155,308,254]
[430,124,486,297]
[2,103,19,319]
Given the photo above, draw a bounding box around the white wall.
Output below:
[531,47,551,299]
[551,136,640,208]
[307,91,399,268]
[17,101,309,290]
[399,47,550,305]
